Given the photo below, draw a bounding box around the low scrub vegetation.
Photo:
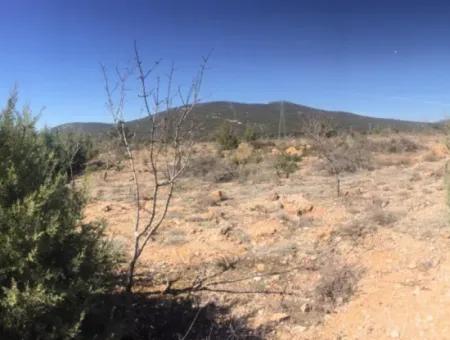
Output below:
[367,136,420,153]
[216,122,240,150]
[314,263,359,312]
[275,153,300,178]
[43,130,98,179]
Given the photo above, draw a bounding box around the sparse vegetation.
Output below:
[370,208,399,226]
[216,121,240,150]
[302,116,372,196]
[243,125,258,142]
[42,129,98,180]
[333,218,377,243]
[314,264,359,311]
[275,153,300,178]
[368,136,420,154]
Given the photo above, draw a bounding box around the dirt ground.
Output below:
[84,133,450,339]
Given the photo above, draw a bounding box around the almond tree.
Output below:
[301,115,342,197]
[102,42,209,292]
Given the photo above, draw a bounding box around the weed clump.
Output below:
[275,153,300,178]
[314,264,359,311]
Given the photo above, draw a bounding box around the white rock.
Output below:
[389,329,400,338]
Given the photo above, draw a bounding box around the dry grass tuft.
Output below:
[314,264,359,311]
[368,136,421,154]
[370,208,399,226]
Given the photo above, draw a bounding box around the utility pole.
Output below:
[278,100,286,139]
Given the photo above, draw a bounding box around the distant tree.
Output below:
[301,115,371,196]
[216,122,239,150]
[275,153,299,178]
[0,92,121,339]
[108,120,134,144]
[301,115,343,196]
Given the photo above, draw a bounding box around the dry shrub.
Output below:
[232,142,254,164]
[370,208,399,226]
[162,229,188,246]
[375,154,414,167]
[333,219,377,243]
[187,143,271,183]
[231,142,264,165]
[315,134,373,175]
[249,139,276,150]
[423,150,443,162]
[368,136,420,153]
[185,154,218,177]
[186,154,239,183]
[187,143,278,184]
[314,264,359,310]
[236,161,275,184]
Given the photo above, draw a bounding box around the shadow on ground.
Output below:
[81,292,265,339]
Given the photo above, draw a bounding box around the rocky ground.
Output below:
[84,133,450,339]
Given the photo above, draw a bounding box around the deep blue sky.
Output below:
[2,0,450,126]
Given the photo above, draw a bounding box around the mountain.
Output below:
[53,122,113,135]
[53,101,434,139]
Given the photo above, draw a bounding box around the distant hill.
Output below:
[53,101,434,139]
[53,122,113,136]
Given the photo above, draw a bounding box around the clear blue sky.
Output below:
[2,0,450,126]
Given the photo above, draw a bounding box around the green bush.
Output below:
[216,122,239,150]
[0,94,121,339]
[42,130,98,178]
[243,126,257,142]
[275,153,300,178]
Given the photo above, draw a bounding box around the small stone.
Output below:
[256,263,265,272]
[271,192,280,201]
[292,325,307,333]
[103,205,113,212]
[210,190,227,205]
[220,225,233,236]
[269,312,290,323]
[300,303,312,313]
[389,329,400,338]
[407,262,416,269]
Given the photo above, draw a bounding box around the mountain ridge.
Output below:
[53,101,435,138]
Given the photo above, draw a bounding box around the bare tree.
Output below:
[301,115,342,197]
[301,115,371,197]
[102,42,210,292]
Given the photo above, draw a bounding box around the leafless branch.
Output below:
[103,43,209,292]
